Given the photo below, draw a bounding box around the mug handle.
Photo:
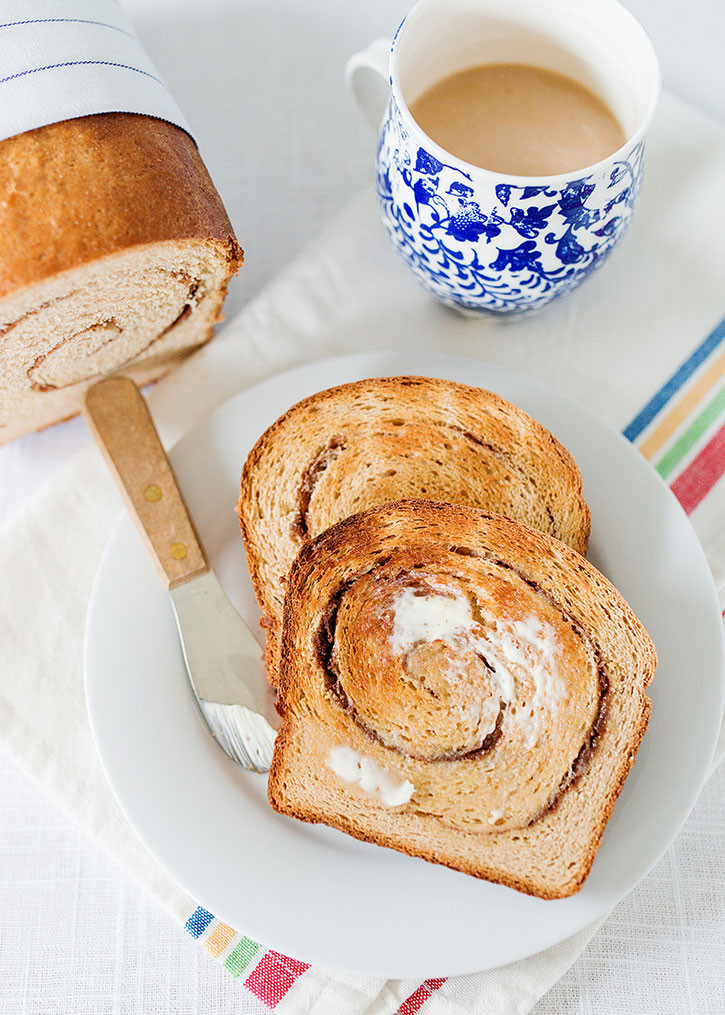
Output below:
[345,38,392,130]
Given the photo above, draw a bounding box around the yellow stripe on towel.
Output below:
[639,345,725,460]
[204,922,237,958]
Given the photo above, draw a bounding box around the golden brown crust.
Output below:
[268,500,657,898]
[0,113,242,299]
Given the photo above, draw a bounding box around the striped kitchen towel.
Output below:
[143,92,725,1008]
[174,314,725,1015]
[0,92,724,1015]
[0,0,191,144]
[626,317,725,515]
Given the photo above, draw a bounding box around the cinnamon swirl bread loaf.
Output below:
[238,376,590,682]
[269,500,656,898]
[0,113,242,444]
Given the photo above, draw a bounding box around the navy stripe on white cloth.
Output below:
[0,0,192,144]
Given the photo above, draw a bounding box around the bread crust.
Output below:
[238,376,591,684]
[268,500,656,899]
[0,113,241,300]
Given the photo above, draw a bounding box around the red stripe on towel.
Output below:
[396,978,448,1014]
[244,951,310,1009]
[670,421,725,514]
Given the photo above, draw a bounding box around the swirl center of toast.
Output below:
[317,549,604,829]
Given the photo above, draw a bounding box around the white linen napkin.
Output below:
[0,0,191,143]
[0,91,724,1014]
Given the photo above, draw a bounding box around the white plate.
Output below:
[84,351,725,979]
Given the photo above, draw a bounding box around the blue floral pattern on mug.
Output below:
[376,97,645,314]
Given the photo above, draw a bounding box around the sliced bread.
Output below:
[268,500,656,899]
[238,376,590,682]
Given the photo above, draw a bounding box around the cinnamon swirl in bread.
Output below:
[238,376,590,683]
[0,113,242,444]
[268,500,656,898]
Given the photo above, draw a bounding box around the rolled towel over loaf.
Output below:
[0,113,242,444]
[269,500,656,898]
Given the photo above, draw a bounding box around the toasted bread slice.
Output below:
[268,500,656,899]
[238,376,590,682]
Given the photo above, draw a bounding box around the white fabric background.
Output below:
[1,1,724,1012]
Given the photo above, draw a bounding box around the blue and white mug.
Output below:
[346,0,660,315]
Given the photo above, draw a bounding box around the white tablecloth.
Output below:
[1,1,724,1012]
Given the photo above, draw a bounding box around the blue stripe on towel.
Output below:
[0,19,136,40]
[185,907,215,938]
[623,315,725,442]
[0,60,163,87]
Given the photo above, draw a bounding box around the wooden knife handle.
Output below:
[82,376,208,589]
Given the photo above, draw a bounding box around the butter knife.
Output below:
[83,377,276,773]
